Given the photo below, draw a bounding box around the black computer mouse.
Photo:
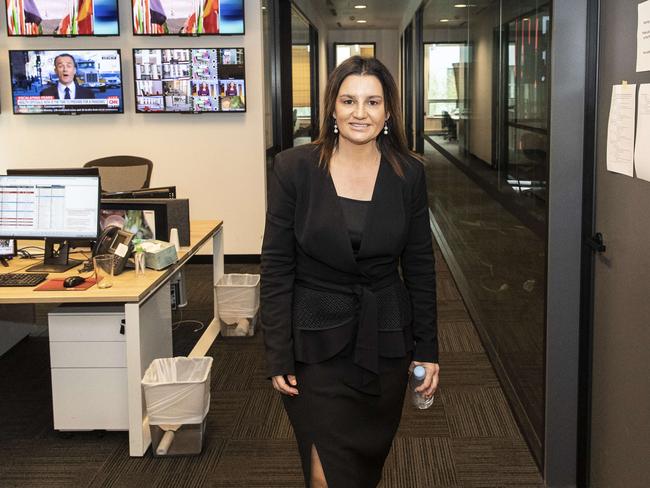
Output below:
[63,276,86,288]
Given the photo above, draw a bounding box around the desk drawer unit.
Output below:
[48,305,128,431]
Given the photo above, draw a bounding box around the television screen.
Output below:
[6,0,119,36]
[9,50,124,115]
[134,48,245,113]
[132,0,244,35]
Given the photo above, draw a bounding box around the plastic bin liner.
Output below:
[142,357,212,426]
[216,273,260,324]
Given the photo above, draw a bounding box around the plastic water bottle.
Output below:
[410,365,434,409]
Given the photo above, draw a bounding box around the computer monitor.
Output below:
[102,186,176,199]
[0,175,100,272]
[6,167,100,177]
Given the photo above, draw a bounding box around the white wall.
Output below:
[327,29,399,81]
[0,0,266,255]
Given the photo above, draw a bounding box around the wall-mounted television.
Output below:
[9,50,124,115]
[6,0,120,36]
[133,48,245,113]
[132,0,244,36]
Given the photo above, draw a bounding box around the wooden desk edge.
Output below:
[0,220,223,305]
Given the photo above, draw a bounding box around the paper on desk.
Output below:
[638,1,650,72]
[607,84,636,177]
[634,84,650,182]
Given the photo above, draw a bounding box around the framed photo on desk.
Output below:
[0,239,17,265]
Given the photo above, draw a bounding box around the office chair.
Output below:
[84,156,153,193]
[441,111,457,141]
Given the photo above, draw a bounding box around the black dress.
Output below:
[282,196,413,487]
[260,144,437,488]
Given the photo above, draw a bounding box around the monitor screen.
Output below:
[0,175,100,239]
[134,48,245,113]
[9,49,124,115]
[6,0,120,36]
[132,0,244,35]
[7,167,100,177]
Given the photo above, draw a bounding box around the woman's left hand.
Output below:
[409,361,440,398]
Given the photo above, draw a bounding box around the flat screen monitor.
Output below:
[6,0,120,36]
[133,47,245,113]
[0,175,100,271]
[103,186,176,199]
[9,49,124,115]
[7,167,100,176]
[132,0,244,36]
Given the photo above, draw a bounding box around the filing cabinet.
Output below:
[48,305,128,430]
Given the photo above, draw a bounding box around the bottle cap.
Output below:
[413,365,426,380]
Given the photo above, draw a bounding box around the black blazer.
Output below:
[260,144,438,386]
[40,83,95,99]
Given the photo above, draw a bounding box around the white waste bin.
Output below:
[142,356,212,456]
[215,273,260,337]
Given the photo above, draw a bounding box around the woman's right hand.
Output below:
[271,374,299,396]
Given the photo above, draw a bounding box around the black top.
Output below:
[338,196,370,256]
[260,144,438,395]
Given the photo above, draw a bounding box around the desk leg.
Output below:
[189,226,224,357]
[125,281,173,457]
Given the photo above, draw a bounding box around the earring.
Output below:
[383,122,388,135]
[334,121,339,134]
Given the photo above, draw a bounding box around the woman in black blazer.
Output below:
[261,56,440,488]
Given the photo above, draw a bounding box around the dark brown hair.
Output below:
[313,56,421,177]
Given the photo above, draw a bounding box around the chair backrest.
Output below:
[84,156,153,193]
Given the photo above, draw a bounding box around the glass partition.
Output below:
[420,0,552,466]
[291,7,313,147]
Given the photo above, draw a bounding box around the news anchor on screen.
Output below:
[40,54,95,100]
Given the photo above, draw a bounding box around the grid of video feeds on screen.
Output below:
[9,50,124,115]
[6,0,119,36]
[132,0,244,35]
[134,48,245,113]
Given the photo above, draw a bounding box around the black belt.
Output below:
[344,275,401,396]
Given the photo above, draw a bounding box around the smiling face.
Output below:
[54,55,76,85]
[333,74,388,146]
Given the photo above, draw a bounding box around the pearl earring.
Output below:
[334,121,339,134]
[383,122,388,135]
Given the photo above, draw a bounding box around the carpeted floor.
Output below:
[0,256,543,487]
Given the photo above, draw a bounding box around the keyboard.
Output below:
[0,273,48,287]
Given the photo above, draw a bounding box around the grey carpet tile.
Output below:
[207,439,304,487]
[0,435,121,488]
[395,396,451,439]
[437,353,501,389]
[230,388,295,440]
[87,435,228,488]
[437,273,463,301]
[205,390,249,439]
[438,320,486,353]
[440,388,522,439]
[380,437,459,487]
[449,438,544,487]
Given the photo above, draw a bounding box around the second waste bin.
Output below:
[216,273,260,337]
[142,356,213,456]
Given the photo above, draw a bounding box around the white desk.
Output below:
[0,220,224,456]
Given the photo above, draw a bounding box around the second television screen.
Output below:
[132,0,244,35]
[134,48,245,113]
[6,0,119,36]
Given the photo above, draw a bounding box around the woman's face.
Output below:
[333,74,388,146]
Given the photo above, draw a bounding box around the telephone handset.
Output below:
[93,226,135,275]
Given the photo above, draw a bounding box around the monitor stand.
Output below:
[25,239,82,273]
